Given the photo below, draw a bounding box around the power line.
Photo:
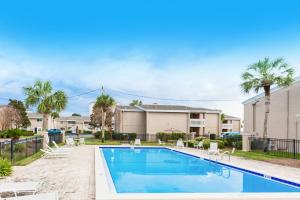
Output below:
[0,86,241,102]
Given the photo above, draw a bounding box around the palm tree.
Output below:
[94,93,115,142]
[51,112,60,128]
[241,57,294,138]
[24,80,67,130]
[130,99,142,106]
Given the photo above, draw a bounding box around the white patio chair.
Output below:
[220,148,235,161]
[52,141,72,151]
[5,192,58,200]
[0,181,39,197]
[79,138,85,145]
[66,138,75,146]
[45,144,70,153]
[134,139,141,146]
[194,141,203,149]
[207,142,220,155]
[158,139,165,146]
[176,138,185,148]
[40,149,70,158]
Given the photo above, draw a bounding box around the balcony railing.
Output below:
[222,123,233,130]
[189,119,205,127]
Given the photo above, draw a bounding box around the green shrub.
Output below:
[212,140,225,149]
[195,136,207,141]
[94,131,110,139]
[83,130,92,134]
[223,135,242,147]
[202,139,210,149]
[94,131,137,141]
[0,158,12,177]
[4,129,23,139]
[156,132,186,142]
[233,141,243,150]
[184,140,196,148]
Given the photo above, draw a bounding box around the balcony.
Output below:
[222,123,233,130]
[189,119,205,127]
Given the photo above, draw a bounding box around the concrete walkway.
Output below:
[11,145,95,200]
[177,147,300,184]
[5,145,300,200]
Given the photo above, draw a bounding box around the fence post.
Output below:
[35,136,38,153]
[293,139,296,159]
[10,139,14,162]
[25,138,28,157]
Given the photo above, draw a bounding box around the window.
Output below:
[37,118,43,122]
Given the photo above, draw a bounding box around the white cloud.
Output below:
[0,47,300,118]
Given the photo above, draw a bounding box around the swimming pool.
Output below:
[100,147,300,193]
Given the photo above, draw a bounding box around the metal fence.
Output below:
[249,137,300,159]
[0,136,44,163]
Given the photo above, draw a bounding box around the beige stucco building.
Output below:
[115,104,240,141]
[26,112,55,132]
[222,115,241,133]
[243,76,300,139]
[56,116,92,133]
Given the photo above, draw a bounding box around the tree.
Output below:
[71,113,81,117]
[90,107,114,138]
[92,93,115,142]
[220,113,225,123]
[130,99,142,106]
[51,112,60,129]
[241,57,294,138]
[0,106,20,130]
[8,99,31,128]
[23,80,67,130]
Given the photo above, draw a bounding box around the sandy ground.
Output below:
[10,145,95,200]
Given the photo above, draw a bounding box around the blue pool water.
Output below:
[101,147,300,193]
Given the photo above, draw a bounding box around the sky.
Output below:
[0,0,300,118]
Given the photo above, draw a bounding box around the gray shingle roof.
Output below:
[58,116,90,122]
[224,114,240,120]
[117,104,220,113]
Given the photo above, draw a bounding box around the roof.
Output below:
[116,104,221,113]
[58,116,90,122]
[224,114,240,120]
[242,75,300,105]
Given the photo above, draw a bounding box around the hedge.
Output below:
[94,131,137,141]
[0,129,35,139]
[156,132,186,142]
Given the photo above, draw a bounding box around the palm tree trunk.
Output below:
[101,108,106,143]
[42,114,49,131]
[263,86,271,138]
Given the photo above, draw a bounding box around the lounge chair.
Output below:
[45,144,70,153]
[40,149,70,158]
[207,142,219,155]
[194,141,203,149]
[52,141,72,151]
[158,139,166,146]
[5,192,58,200]
[220,148,235,161]
[66,138,75,146]
[0,181,39,197]
[134,139,141,146]
[176,138,185,148]
[79,138,85,145]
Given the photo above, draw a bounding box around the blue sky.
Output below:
[0,0,300,117]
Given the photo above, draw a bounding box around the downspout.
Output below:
[287,90,290,139]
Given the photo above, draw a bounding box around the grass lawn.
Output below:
[85,138,173,146]
[233,150,300,161]
[13,151,44,166]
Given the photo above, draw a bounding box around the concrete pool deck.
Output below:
[4,145,300,199]
[95,145,300,200]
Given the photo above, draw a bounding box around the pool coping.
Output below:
[95,145,300,200]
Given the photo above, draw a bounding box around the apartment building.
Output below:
[26,112,55,132]
[115,104,225,141]
[222,115,241,133]
[243,76,300,139]
[56,116,92,133]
